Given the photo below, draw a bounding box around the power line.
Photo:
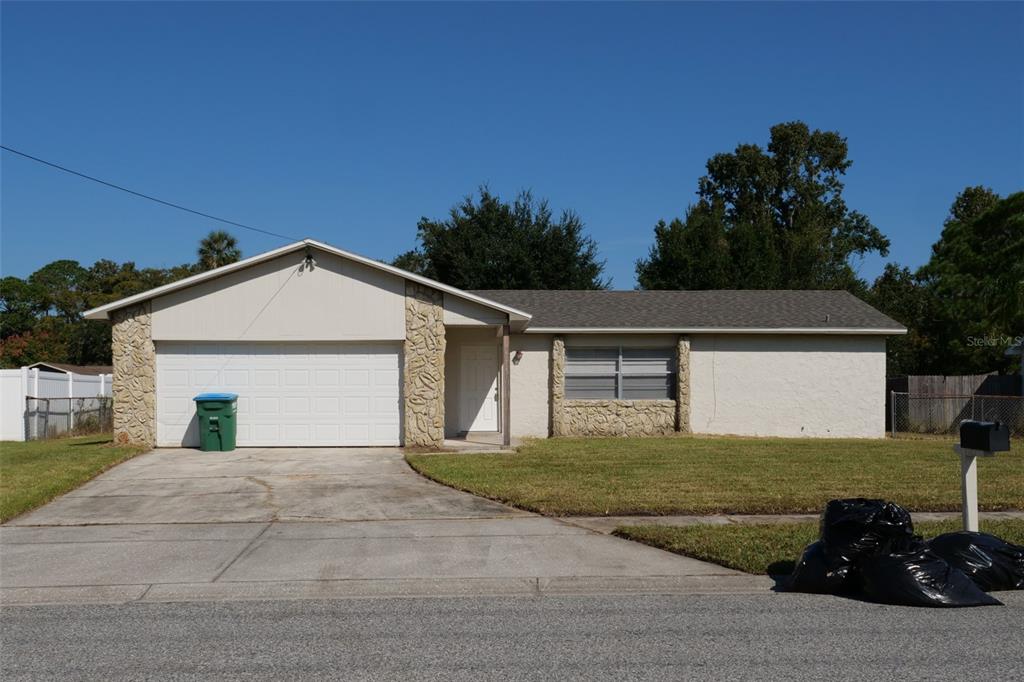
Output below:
[0,144,300,242]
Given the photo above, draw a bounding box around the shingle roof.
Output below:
[469,290,905,332]
[27,362,114,375]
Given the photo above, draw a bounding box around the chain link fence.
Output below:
[24,397,113,440]
[889,392,1024,438]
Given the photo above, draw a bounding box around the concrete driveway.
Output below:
[1,448,768,605]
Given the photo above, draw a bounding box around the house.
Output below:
[83,239,906,448]
[1007,340,1024,384]
[26,362,114,377]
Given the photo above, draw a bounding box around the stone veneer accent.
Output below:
[550,334,691,438]
[404,283,446,447]
[111,302,156,446]
[563,399,676,437]
[676,335,691,433]
[551,336,567,436]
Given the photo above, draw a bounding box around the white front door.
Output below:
[460,344,498,432]
[155,341,401,447]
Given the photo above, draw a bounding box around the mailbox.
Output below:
[959,420,1010,453]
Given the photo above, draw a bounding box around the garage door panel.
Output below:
[222,369,250,388]
[254,397,280,416]
[373,423,400,444]
[315,369,341,386]
[375,369,400,388]
[344,396,370,414]
[342,424,370,443]
[314,397,340,415]
[156,342,402,447]
[254,370,279,387]
[193,369,219,386]
[252,424,279,442]
[283,397,309,415]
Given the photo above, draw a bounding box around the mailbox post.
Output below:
[954,420,1011,532]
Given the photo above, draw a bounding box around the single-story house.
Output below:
[83,239,906,448]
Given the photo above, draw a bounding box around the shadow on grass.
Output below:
[62,436,115,447]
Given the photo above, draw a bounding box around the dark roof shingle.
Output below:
[470,290,904,331]
[27,362,114,375]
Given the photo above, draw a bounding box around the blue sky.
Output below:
[2,1,1022,288]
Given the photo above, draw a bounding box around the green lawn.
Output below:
[614,519,1024,575]
[407,436,1024,516]
[0,434,148,522]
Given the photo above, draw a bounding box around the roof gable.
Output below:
[83,240,531,322]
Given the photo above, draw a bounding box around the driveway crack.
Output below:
[211,522,272,583]
[246,476,281,521]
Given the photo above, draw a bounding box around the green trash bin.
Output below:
[193,393,238,452]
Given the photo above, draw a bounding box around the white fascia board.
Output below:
[523,327,908,335]
[83,239,532,323]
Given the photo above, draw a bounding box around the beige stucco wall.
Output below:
[510,333,552,438]
[689,334,887,438]
[444,295,507,326]
[562,334,678,348]
[151,250,405,341]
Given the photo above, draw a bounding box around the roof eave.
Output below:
[522,326,908,335]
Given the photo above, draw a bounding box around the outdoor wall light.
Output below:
[512,350,523,365]
[300,246,317,272]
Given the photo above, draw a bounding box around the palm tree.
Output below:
[197,231,241,271]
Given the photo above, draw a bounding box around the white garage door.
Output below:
[155,342,401,447]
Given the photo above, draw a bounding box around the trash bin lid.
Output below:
[193,392,238,402]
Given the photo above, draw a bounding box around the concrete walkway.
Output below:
[1,448,768,606]
[565,511,1024,534]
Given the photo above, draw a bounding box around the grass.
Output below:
[614,519,1024,575]
[0,434,148,522]
[407,436,1024,516]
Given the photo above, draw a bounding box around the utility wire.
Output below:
[0,144,300,242]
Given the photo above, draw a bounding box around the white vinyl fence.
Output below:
[0,367,112,441]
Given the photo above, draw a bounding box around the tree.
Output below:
[916,189,1023,374]
[0,234,208,368]
[868,187,1023,376]
[635,202,731,290]
[636,122,890,291]
[394,187,607,290]
[27,260,88,320]
[0,276,44,339]
[197,230,241,271]
[0,329,67,368]
[866,264,935,375]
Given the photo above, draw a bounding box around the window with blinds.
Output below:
[564,347,676,400]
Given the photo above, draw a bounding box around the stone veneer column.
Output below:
[404,283,445,447]
[676,335,691,433]
[111,302,156,446]
[551,335,566,436]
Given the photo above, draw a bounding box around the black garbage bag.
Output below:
[927,532,1024,592]
[788,499,917,596]
[787,540,851,594]
[820,498,916,566]
[859,543,1003,607]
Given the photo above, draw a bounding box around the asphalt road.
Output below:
[3,593,1022,681]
